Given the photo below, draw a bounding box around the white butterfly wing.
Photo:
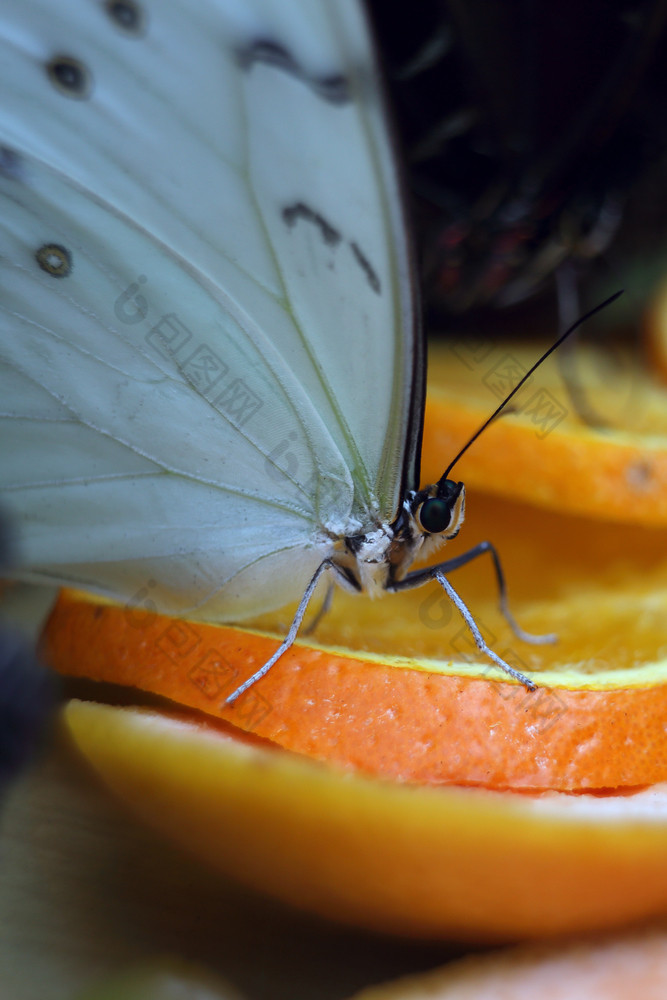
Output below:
[0,0,420,620]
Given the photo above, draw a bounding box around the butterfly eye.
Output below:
[46,56,92,99]
[105,0,145,35]
[35,244,72,279]
[416,497,452,534]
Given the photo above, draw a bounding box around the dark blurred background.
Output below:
[367,0,667,344]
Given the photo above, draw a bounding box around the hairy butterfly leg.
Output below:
[395,540,557,645]
[225,559,334,705]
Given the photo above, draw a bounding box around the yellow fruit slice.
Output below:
[62,700,667,942]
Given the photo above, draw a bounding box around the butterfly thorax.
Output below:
[335,525,395,597]
[335,479,466,597]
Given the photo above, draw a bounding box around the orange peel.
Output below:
[43,582,667,792]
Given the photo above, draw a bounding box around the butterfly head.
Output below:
[381,478,466,585]
[412,478,466,540]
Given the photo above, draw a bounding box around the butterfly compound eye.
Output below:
[415,480,464,535]
[418,497,452,534]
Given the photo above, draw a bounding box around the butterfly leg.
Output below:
[225,559,334,704]
[393,561,537,689]
[436,570,537,690]
[396,540,557,645]
[303,581,335,636]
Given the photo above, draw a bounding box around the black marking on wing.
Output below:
[282,205,382,296]
[350,241,381,295]
[282,203,341,247]
[46,55,93,99]
[237,40,350,105]
[105,0,146,35]
[35,244,73,279]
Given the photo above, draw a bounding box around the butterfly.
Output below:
[0,0,618,705]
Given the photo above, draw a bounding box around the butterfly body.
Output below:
[334,528,395,597]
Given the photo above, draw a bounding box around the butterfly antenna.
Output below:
[440,290,624,483]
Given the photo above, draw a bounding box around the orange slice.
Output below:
[43,483,667,793]
[61,701,667,941]
[44,576,667,793]
[424,340,667,524]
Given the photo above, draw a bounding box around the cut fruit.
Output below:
[43,573,667,794]
[346,926,667,998]
[38,331,667,940]
[424,341,667,524]
[42,482,667,793]
[61,700,667,941]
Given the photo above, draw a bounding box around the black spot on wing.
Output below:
[46,55,93,99]
[105,0,146,36]
[282,203,341,246]
[237,40,350,105]
[35,244,73,279]
[350,241,381,295]
[281,205,382,296]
